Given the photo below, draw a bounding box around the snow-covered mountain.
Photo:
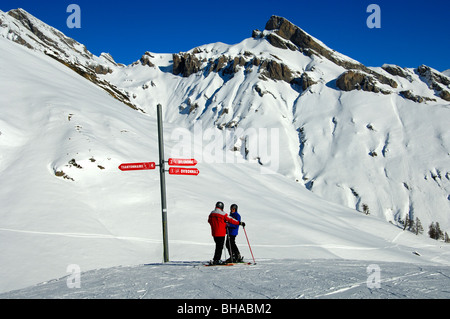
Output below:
[0,9,449,295]
[89,15,450,227]
[123,16,450,231]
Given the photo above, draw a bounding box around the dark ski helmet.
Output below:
[230,204,238,211]
[215,201,224,210]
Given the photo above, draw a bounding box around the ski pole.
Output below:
[243,226,256,264]
[226,225,234,263]
[223,237,227,263]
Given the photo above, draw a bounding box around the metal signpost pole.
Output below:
[157,104,169,263]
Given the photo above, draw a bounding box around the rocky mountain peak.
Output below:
[264,15,329,57]
[262,15,398,91]
[263,15,353,65]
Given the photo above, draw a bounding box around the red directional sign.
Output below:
[168,158,198,166]
[119,162,156,171]
[169,167,200,176]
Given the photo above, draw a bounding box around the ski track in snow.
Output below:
[0,227,396,251]
[0,227,161,243]
[313,269,427,298]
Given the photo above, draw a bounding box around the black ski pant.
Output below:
[213,236,225,261]
[226,235,240,260]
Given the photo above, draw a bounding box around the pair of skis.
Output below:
[205,260,253,267]
[205,226,256,267]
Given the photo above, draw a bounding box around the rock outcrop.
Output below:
[263,15,398,90]
[173,52,202,77]
[336,70,390,94]
[416,65,450,101]
[259,59,294,82]
[399,90,436,103]
[382,64,411,80]
[140,52,155,68]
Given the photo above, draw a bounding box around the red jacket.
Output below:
[208,208,240,237]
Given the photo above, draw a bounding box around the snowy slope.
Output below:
[0,36,158,292]
[2,259,450,299]
[1,11,450,297]
[1,35,450,296]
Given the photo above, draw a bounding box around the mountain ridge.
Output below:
[1,8,449,236]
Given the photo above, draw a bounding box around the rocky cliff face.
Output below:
[263,16,398,89]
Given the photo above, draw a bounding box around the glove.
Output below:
[240,222,246,227]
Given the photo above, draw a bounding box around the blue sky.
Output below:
[1,0,449,71]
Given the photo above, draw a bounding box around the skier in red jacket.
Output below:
[208,201,245,265]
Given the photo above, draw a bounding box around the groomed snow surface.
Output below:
[1,31,450,300]
[2,259,450,299]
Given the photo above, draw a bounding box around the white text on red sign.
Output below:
[168,158,198,166]
[168,167,200,176]
[118,162,156,171]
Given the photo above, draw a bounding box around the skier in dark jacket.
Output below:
[208,201,245,265]
[226,204,244,263]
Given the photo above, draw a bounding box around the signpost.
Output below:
[168,158,198,166]
[168,167,200,176]
[118,162,155,171]
[118,104,199,263]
